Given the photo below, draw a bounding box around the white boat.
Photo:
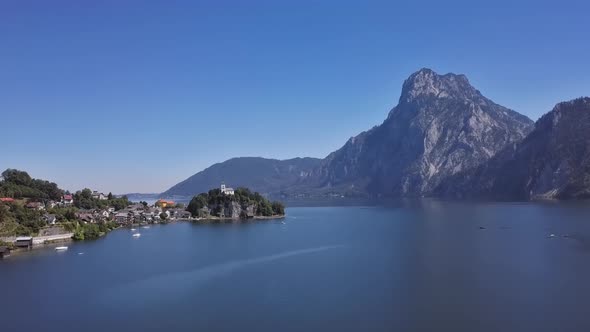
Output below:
[55,246,68,251]
[141,226,150,229]
[130,228,137,231]
[133,233,141,238]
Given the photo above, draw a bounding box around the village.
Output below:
[2,192,191,226]
[0,191,193,258]
[0,180,285,259]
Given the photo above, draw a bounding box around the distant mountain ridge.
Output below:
[161,157,321,197]
[437,97,590,200]
[296,68,533,197]
[162,69,590,201]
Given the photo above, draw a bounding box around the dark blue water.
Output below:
[2,201,590,331]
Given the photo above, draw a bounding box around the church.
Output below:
[220,183,235,195]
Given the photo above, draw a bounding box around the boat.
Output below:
[133,233,141,238]
[141,226,150,229]
[55,246,68,251]
[130,228,137,231]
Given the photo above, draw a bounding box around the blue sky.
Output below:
[1,0,589,194]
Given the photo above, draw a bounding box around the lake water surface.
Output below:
[2,201,590,331]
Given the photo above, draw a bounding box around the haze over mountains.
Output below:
[162,69,590,201]
[161,157,321,197]
[438,97,590,200]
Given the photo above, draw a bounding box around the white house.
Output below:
[92,191,107,200]
[220,183,234,195]
[61,194,74,206]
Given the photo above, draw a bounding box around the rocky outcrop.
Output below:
[222,201,242,219]
[300,68,533,197]
[209,202,257,219]
[438,97,590,200]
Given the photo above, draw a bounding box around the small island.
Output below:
[185,183,285,221]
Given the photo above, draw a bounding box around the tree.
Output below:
[187,194,208,217]
[107,192,113,200]
[74,188,96,209]
[271,201,285,215]
[159,212,167,220]
[1,169,32,186]
[257,200,273,216]
[140,201,148,207]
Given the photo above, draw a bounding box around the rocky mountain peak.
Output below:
[399,68,480,104]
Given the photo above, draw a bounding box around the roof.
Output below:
[0,197,15,202]
[26,202,43,208]
[63,194,73,200]
[16,236,32,241]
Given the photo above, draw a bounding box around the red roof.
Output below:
[0,198,15,202]
[63,195,73,200]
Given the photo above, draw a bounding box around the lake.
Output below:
[2,200,590,331]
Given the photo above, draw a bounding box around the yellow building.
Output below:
[156,199,175,208]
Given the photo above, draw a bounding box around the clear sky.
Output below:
[1,0,588,194]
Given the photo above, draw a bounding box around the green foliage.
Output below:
[72,222,113,241]
[159,212,167,220]
[1,202,46,236]
[187,187,286,217]
[186,193,208,217]
[0,203,14,224]
[47,207,78,221]
[0,168,124,237]
[0,169,63,200]
[73,188,129,211]
[271,201,285,215]
[0,239,15,249]
[257,200,273,216]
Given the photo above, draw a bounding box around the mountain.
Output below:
[161,157,321,197]
[437,97,590,200]
[297,68,534,197]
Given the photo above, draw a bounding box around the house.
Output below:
[46,200,57,209]
[76,212,95,223]
[128,203,145,211]
[176,211,191,220]
[15,236,33,248]
[0,197,15,203]
[114,210,131,224]
[221,183,234,195]
[26,202,45,211]
[61,194,74,206]
[92,191,107,200]
[140,211,154,223]
[43,214,57,225]
[0,246,11,259]
[107,207,115,213]
[155,199,175,208]
[96,210,110,220]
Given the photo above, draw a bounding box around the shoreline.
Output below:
[1,215,286,260]
[191,214,286,223]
